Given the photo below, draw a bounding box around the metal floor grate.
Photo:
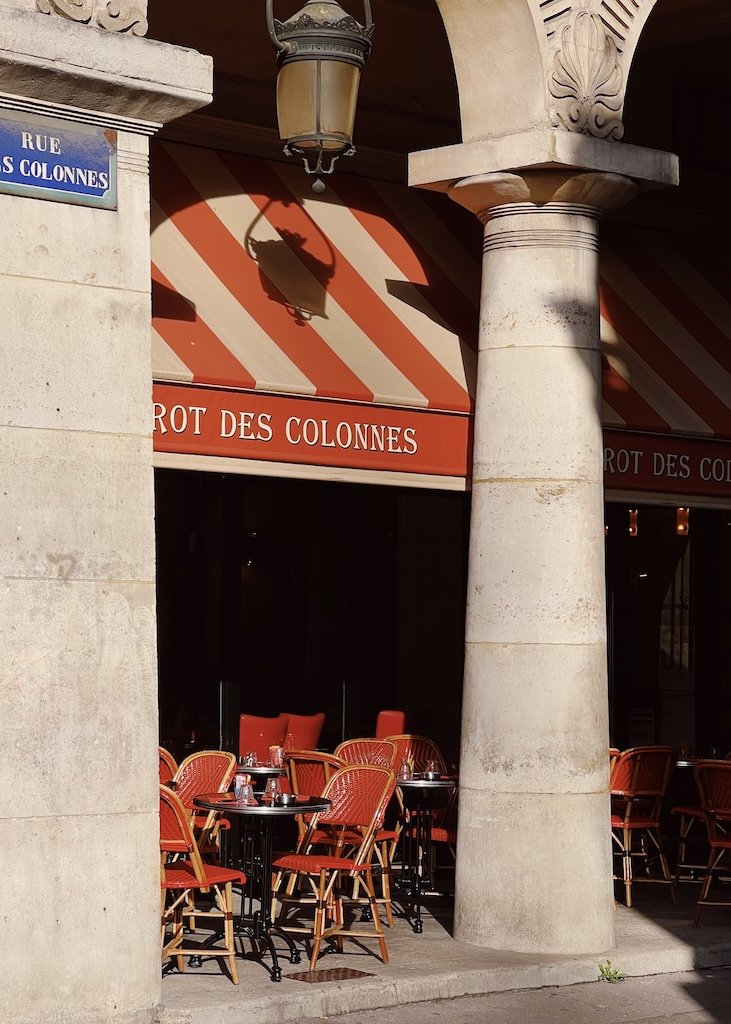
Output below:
[284,967,375,983]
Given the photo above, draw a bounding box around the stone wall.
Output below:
[0,11,211,1023]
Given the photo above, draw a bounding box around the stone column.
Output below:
[449,169,637,954]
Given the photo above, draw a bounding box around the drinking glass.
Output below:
[269,745,284,768]
[263,777,281,801]
[239,783,256,805]
[234,772,251,800]
[398,759,412,781]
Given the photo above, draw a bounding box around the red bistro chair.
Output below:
[159,746,178,785]
[284,750,345,840]
[159,785,245,984]
[283,712,326,752]
[335,738,398,769]
[173,749,236,846]
[387,734,448,775]
[610,746,675,907]
[375,710,406,739]
[693,760,731,925]
[334,738,401,922]
[672,753,731,888]
[272,765,397,971]
[238,713,288,764]
[284,750,345,797]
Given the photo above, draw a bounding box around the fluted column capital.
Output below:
[448,169,638,224]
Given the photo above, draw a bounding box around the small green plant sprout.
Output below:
[598,960,626,983]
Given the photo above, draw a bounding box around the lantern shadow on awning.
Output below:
[245,202,336,325]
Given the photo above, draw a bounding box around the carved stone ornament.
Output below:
[36,0,148,36]
[548,12,624,141]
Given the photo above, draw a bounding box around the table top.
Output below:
[235,764,285,776]
[397,775,457,789]
[193,791,330,817]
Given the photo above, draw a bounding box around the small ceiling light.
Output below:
[628,508,638,538]
[676,507,690,536]
[266,0,374,192]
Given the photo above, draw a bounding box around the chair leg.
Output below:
[221,882,239,985]
[695,847,725,928]
[373,841,394,927]
[643,828,676,903]
[310,871,329,971]
[623,828,633,908]
[365,868,389,964]
[173,904,186,973]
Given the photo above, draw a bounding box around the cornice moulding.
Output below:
[0,6,212,126]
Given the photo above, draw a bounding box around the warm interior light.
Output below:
[676,507,690,536]
[628,509,638,538]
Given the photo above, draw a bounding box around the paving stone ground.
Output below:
[159,886,731,1024]
[296,968,731,1024]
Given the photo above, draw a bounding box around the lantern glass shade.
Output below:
[276,58,361,152]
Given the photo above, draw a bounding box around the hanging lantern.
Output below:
[266,0,374,192]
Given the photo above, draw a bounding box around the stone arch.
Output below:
[434,0,547,142]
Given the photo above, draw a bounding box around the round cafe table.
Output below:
[193,791,330,981]
[394,776,456,934]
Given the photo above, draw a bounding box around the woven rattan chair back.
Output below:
[173,750,236,811]
[611,746,673,822]
[159,785,206,879]
[695,760,731,842]
[159,746,178,785]
[284,750,344,796]
[317,765,395,834]
[386,734,447,775]
[334,738,398,769]
[173,750,236,837]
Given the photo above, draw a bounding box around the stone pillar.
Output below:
[0,11,211,1024]
[449,169,637,954]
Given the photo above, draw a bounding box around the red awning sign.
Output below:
[604,429,731,499]
[153,383,471,478]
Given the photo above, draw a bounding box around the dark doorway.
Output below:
[155,469,469,764]
[606,502,731,755]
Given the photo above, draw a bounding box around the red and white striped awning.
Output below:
[151,141,479,414]
[150,141,731,489]
[600,222,731,440]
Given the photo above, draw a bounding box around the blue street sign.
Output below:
[0,109,117,209]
